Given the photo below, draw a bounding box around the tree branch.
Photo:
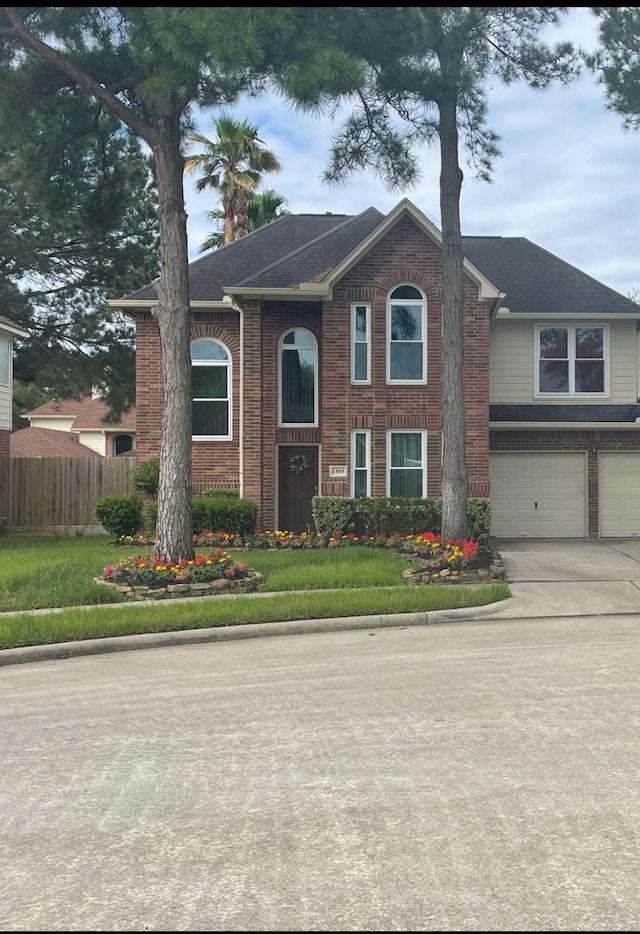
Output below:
[2,7,157,145]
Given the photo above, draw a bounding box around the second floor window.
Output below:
[351,303,371,383]
[537,325,606,395]
[387,284,426,383]
[279,328,318,426]
[191,337,232,440]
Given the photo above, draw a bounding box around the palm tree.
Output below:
[185,113,282,247]
[246,189,289,231]
[199,189,289,253]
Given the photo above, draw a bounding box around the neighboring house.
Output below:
[0,315,29,458]
[10,426,102,458]
[111,198,640,538]
[17,396,136,457]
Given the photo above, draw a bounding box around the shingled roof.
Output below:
[25,396,136,431]
[116,202,639,316]
[10,427,101,458]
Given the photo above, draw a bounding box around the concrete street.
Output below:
[3,538,640,931]
[2,608,640,931]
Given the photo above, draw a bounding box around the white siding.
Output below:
[28,416,76,432]
[0,379,10,431]
[76,430,106,456]
[490,318,638,405]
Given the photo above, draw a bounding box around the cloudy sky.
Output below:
[183,8,640,299]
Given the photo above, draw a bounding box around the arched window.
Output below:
[387,284,427,383]
[279,328,318,426]
[112,434,134,456]
[191,338,232,440]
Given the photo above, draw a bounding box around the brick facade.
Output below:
[135,217,493,530]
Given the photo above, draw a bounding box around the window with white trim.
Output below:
[351,430,371,498]
[279,328,318,426]
[536,325,607,395]
[0,335,9,384]
[191,338,232,440]
[387,430,427,497]
[351,303,371,383]
[387,284,426,383]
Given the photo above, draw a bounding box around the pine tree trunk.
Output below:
[439,94,469,540]
[151,119,195,563]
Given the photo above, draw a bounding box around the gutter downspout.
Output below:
[222,295,245,497]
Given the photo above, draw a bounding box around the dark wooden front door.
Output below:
[278,446,318,532]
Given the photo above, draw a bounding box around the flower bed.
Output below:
[96,549,263,601]
[108,530,504,590]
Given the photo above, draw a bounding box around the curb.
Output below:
[0,599,509,668]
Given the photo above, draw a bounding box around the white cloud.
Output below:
[184,8,640,298]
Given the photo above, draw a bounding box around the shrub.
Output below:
[95,494,143,539]
[199,487,240,499]
[311,496,356,534]
[131,457,160,497]
[142,499,158,534]
[191,495,258,537]
[352,496,491,540]
[354,497,441,536]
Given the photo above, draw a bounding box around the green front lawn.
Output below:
[0,535,510,650]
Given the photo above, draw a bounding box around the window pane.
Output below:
[191,339,228,361]
[354,343,368,381]
[354,469,368,498]
[0,337,8,383]
[192,366,227,398]
[283,330,312,346]
[391,305,421,341]
[539,360,569,393]
[354,306,368,341]
[539,328,567,359]
[575,359,604,393]
[192,400,228,436]
[575,328,603,359]
[390,343,422,380]
[355,432,367,468]
[390,469,422,497]
[282,348,315,423]
[391,285,422,300]
[391,433,422,468]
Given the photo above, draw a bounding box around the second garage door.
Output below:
[598,452,640,537]
[490,452,587,538]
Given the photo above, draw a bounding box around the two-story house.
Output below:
[113,198,640,539]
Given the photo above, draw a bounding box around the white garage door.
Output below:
[598,452,640,537]
[490,452,587,538]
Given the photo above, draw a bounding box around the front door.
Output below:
[278,446,319,533]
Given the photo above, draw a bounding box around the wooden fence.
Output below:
[0,457,136,534]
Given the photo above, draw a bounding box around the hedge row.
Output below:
[311,495,491,541]
[94,492,257,540]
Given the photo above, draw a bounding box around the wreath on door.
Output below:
[288,454,311,475]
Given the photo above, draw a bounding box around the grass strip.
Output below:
[0,583,510,650]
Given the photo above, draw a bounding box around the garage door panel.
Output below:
[599,453,640,537]
[490,452,587,538]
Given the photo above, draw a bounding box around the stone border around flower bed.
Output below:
[402,549,506,585]
[94,569,264,601]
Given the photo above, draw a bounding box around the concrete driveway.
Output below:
[490,538,640,619]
